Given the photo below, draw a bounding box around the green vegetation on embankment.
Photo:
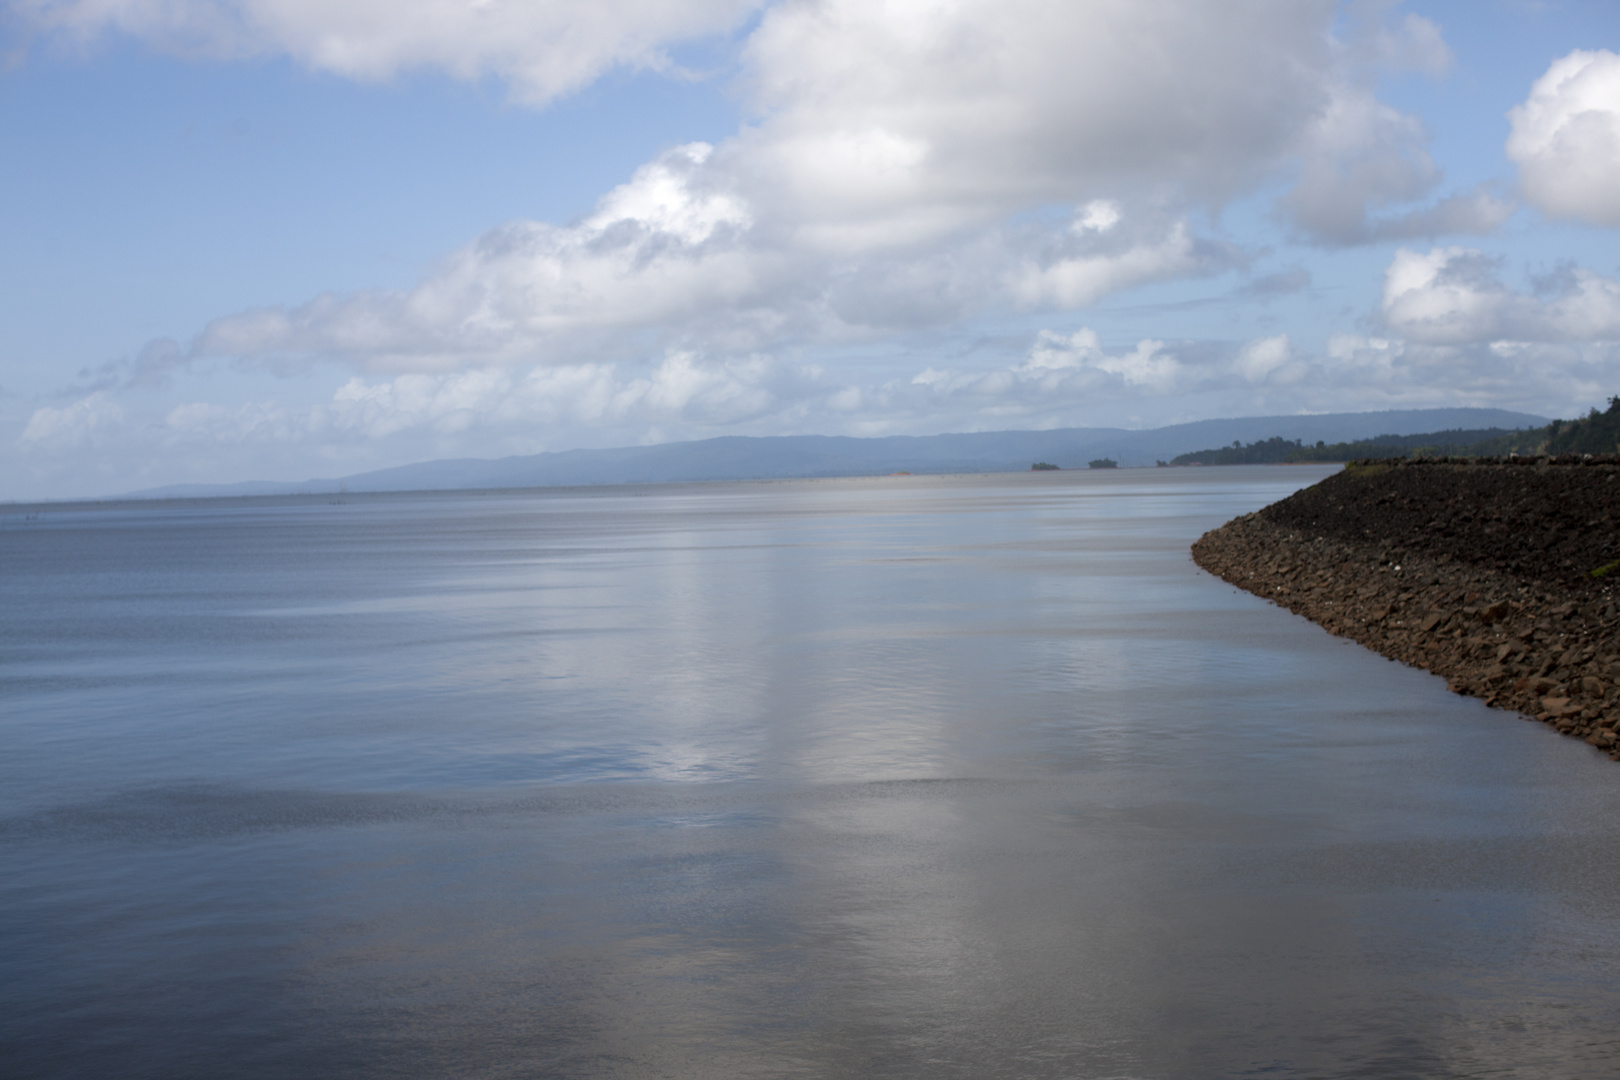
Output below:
[1169,396,1620,466]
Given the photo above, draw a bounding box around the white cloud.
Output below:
[1325,332,1399,367]
[1315,333,1620,416]
[1369,188,1515,240]
[68,1,1479,380]
[1266,7,1511,245]
[122,2,1408,372]
[900,322,1618,425]
[735,0,1338,233]
[15,0,762,106]
[1382,246,1620,344]
[151,352,828,450]
[19,392,125,449]
[192,144,787,371]
[882,320,1606,428]
[1025,329,1182,390]
[20,327,1620,501]
[319,369,517,439]
[163,399,299,442]
[1507,49,1620,227]
[901,330,1186,419]
[1284,87,1436,239]
[190,155,1234,372]
[1233,335,1293,383]
[1370,11,1451,78]
[1075,201,1122,234]
[1282,86,1513,244]
[25,0,1572,500]
[1009,219,1217,309]
[1382,247,1503,343]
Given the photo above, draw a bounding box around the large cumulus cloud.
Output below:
[1508,49,1620,228]
[732,0,1334,230]
[185,170,1236,374]
[1282,86,1511,243]
[18,0,1587,500]
[126,0,1467,378]
[1382,247,1620,345]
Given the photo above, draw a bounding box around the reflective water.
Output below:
[4,469,1619,1079]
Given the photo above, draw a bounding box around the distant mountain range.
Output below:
[120,407,1549,498]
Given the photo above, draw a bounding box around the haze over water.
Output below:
[4,468,1619,1079]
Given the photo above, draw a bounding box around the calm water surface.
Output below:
[4,469,1619,1079]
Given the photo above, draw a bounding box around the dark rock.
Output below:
[1191,458,1619,760]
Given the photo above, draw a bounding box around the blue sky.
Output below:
[2,0,1617,499]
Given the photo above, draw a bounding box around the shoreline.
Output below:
[1192,458,1620,759]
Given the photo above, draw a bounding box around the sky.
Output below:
[2,0,1618,500]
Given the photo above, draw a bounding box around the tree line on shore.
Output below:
[1167,396,1620,466]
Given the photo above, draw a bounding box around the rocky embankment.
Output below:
[1192,457,1620,758]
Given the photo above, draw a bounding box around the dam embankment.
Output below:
[1192,457,1620,757]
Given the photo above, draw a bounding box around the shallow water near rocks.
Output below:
[4,468,1619,1079]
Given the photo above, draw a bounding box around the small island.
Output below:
[1088,458,1118,469]
[1031,462,1060,471]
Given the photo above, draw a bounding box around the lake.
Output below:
[4,468,1619,1079]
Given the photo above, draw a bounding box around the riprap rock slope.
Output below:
[1193,458,1620,758]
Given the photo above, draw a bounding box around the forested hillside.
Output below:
[1169,397,1620,465]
